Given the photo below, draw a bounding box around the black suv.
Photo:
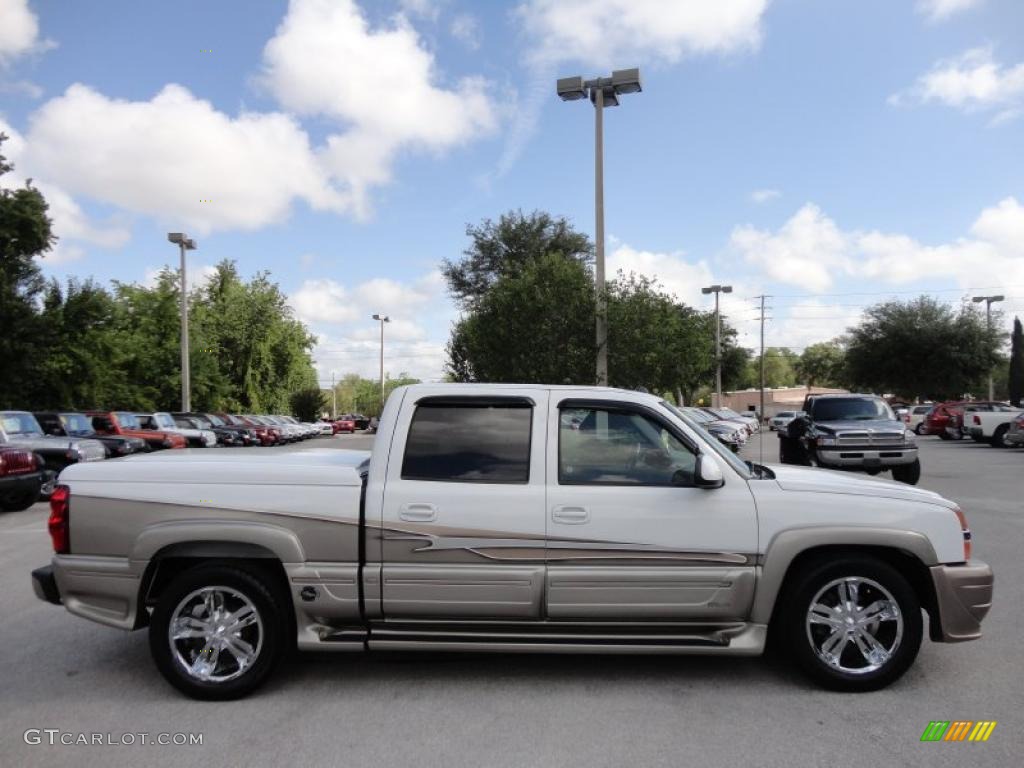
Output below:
[780,394,921,485]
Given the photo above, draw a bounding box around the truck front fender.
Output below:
[751,526,939,624]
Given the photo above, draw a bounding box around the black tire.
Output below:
[149,564,286,700]
[990,424,1011,449]
[913,422,925,436]
[938,431,951,440]
[0,488,39,512]
[783,556,922,692]
[890,459,921,485]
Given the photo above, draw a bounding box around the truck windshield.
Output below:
[659,402,752,479]
[811,398,893,421]
[115,412,141,429]
[59,414,95,435]
[199,414,222,427]
[154,414,176,429]
[1,412,44,436]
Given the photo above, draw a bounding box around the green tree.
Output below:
[1008,316,1023,407]
[442,210,593,310]
[290,388,326,421]
[797,340,846,388]
[845,297,1000,400]
[0,134,55,408]
[447,253,596,383]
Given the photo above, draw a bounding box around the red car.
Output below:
[0,446,43,511]
[88,411,187,451]
[332,417,356,434]
[921,401,1007,440]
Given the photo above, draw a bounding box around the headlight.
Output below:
[816,435,837,447]
[904,429,916,442]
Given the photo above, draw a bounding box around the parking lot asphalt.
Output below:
[1,432,1020,767]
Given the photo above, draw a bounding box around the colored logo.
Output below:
[921,721,996,742]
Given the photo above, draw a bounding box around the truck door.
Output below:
[379,392,548,619]
[544,397,759,621]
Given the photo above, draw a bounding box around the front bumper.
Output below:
[0,471,43,498]
[816,446,918,468]
[32,565,61,605]
[929,561,993,642]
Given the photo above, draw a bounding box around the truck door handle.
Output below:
[399,503,437,522]
[552,505,589,524]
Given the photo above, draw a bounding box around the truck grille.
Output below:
[836,431,905,446]
[0,449,37,475]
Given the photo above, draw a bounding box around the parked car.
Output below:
[175,413,248,447]
[0,446,44,511]
[365,416,379,434]
[1006,412,1024,448]
[88,411,187,451]
[344,413,370,430]
[700,407,756,435]
[906,405,933,435]
[680,407,746,452]
[922,401,1006,440]
[780,394,920,484]
[769,411,805,431]
[33,384,992,699]
[0,411,106,494]
[963,404,1024,447]
[34,412,149,458]
[137,412,216,448]
[332,416,356,434]
[213,413,277,446]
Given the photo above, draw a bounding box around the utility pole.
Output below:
[167,233,197,412]
[756,295,772,464]
[702,284,733,407]
[331,372,336,419]
[973,295,1005,400]
[372,314,390,413]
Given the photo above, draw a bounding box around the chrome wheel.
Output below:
[168,586,263,683]
[805,576,903,675]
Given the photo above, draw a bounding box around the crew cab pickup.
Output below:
[780,394,921,484]
[0,411,106,494]
[962,405,1023,448]
[32,385,992,700]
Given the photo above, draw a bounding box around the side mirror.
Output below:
[695,454,725,489]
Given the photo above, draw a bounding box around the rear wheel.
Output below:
[991,425,1011,448]
[784,557,922,692]
[938,431,951,440]
[891,459,921,485]
[913,423,925,436]
[149,565,286,700]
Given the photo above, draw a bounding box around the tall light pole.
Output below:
[557,68,642,386]
[167,233,197,412]
[702,284,733,408]
[973,294,1005,400]
[372,314,390,412]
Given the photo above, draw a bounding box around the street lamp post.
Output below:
[702,284,733,408]
[973,294,1005,400]
[372,314,390,412]
[557,68,642,386]
[167,233,197,412]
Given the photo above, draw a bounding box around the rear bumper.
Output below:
[816,447,918,467]
[32,565,62,605]
[929,561,994,642]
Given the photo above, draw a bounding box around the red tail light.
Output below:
[973,415,981,425]
[48,485,70,554]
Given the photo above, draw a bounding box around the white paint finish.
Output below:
[750,467,967,564]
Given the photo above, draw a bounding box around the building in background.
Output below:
[722,386,849,419]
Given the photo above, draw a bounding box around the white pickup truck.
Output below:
[962,404,1024,447]
[32,384,993,700]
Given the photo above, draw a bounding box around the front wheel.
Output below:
[149,565,286,700]
[913,422,925,436]
[891,459,921,485]
[990,425,1011,448]
[784,557,923,692]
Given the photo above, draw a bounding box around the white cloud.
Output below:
[915,0,982,22]
[261,0,497,217]
[731,197,1024,298]
[607,244,715,306]
[142,263,219,291]
[290,279,361,324]
[751,188,780,204]
[0,0,54,65]
[22,83,347,234]
[890,47,1024,121]
[731,204,848,292]
[290,270,445,327]
[450,13,481,50]
[517,0,769,68]
[399,0,442,21]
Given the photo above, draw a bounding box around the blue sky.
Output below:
[1,0,1022,383]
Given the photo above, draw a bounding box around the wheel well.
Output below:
[134,543,292,630]
[767,544,940,641]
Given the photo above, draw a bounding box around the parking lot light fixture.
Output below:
[167,233,197,412]
[557,67,642,386]
[973,295,1005,400]
[702,285,733,408]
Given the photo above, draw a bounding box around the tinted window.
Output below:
[559,407,697,486]
[402,404,532,483]
[810,398,893,421]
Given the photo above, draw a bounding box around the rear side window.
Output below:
[401,403,532,483]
